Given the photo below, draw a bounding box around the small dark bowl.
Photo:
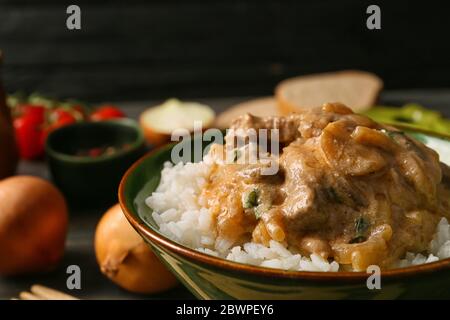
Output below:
[46,119,146,208]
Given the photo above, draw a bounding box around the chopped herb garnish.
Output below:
[243,188,259,209]
[355,217,370,235]
[350,217,370,244]
[325,187,342,204]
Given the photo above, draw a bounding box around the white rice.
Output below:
[146,159,450,272]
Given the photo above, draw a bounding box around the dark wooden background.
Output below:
[1,1,450,299]
[1,0,450,102]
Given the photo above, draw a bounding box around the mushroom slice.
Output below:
[320,120,387,176]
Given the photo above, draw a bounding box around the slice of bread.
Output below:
[275,70,383,114]
[215,97,281,129]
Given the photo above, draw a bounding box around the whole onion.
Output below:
[95,204,177,294]
[0,176,68,276]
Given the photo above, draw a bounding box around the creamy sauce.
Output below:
[201,103,450,271]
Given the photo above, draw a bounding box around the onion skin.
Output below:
[0,176,68,276]
[139,118,171,147]
[95,204,178,294]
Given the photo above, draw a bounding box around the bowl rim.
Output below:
[46,119,145,164]
[119,126,450,281]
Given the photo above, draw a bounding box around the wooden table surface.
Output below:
[1,91,449,300]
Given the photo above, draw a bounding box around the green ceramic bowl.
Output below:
[119,128,450,299]
[46,119,146,208]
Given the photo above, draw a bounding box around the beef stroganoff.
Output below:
[146,103,450,272]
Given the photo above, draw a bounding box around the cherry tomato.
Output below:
[90,105,125,121]
[49,109,77,127]
[16,104,46,121]
[13,108,46,160]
